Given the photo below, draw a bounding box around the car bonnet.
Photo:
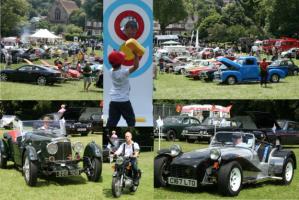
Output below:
[217,57,241,69]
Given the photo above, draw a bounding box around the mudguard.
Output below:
[271,149,297,169]
[24,145,38,161]
[221,154,261,172]
[84,141,102,159]
[0,139,8,157]
[221,71,242,83]
[156,149,179,159]
[268,69,286,79]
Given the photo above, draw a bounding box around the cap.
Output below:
[108,50,125,65]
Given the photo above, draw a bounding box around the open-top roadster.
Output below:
[154,131,296,196]
[0,120,102,186]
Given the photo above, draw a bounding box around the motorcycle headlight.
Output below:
[210,148,221,160]
[73,142,84,153]
[47,142,58,155]
[170,144,182,157]
[116,157,124,165]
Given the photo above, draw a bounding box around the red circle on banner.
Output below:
[114,10,144,41]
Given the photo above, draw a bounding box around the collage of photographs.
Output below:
[0,0,299,200]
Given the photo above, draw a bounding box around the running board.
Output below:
[243,176,282,184]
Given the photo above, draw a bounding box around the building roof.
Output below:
[60,0,79,14]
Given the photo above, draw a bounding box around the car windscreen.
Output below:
[19,120,66,136]
[163,117,182,124]
[271,60,280,66]
[211,132,254,148]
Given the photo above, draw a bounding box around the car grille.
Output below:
[55,142,72,161]
[170,165,197,179]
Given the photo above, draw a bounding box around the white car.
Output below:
[174,59,203,74]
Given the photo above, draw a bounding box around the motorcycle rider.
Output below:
[114,131,140,185]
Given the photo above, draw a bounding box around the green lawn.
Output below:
[154,59,299,99]
[0,49,103,100]
[153,139,299,199]
[102,151,154,200]
[0,132,103,200]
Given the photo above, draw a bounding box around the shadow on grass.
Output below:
[103,187,137,199]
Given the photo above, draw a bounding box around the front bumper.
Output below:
[41,160,83,177]
[48,76,65,83]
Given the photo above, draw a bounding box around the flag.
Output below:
[272,123,277,133]
[156,116,163,127]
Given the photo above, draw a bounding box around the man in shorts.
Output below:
[83,62,92,91]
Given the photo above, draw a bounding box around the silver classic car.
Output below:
[154,131,296,196]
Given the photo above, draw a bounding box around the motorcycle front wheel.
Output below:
[112,177,122,198]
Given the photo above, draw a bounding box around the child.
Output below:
[106,50,139,127]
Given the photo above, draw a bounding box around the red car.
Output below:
[186,60,216,80]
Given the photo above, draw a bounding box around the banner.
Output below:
[103,0,153,126]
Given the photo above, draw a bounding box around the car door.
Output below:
[179,117,190,134]
[285,122,299,145]
[243,58,259,80]
[14,65,33,81]
[31,66,45,80]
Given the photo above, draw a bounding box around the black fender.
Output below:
[0,139,8,157]
[155,149,179,160]
[84,141,102,160]
[222,155,261,172]
[23,145,38,164]
[272,149,297,169]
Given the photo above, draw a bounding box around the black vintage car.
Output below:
[0,65,64,85]
[269,59,299,76]
[155,131,296,196]
[0,120,102,186]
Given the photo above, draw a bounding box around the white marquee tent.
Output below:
[29,29,61,42]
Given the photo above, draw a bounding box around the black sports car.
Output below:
[0,64,64,85]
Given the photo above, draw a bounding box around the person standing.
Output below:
[82,62,92,91]
[260,58,269,87]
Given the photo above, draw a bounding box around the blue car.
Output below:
[214,56,286,85]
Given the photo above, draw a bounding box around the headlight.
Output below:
[73,142,84,153]
[87,123,92,128]
[210,148,221,160]
[47,142,58,155]
[116,157,124,165]
[170,144,182,157]
[182,130,188,134]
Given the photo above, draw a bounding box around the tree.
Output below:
[83,0,103,21]
[154,0,188,34]
[1,0,30,36]
[198,12,222,38]
[72,0,81,7]
[65,24,83,34]
[69,9,86,29]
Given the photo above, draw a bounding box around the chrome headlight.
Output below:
[116,157,124,165]
[170,144,182,157]
[73,142,84,153]
[47,142,58,155]
[210,148,221,160]
[182,130,188,134]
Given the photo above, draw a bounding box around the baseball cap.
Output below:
[108,50,125,65]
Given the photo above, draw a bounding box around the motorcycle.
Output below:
[111,156,141,198]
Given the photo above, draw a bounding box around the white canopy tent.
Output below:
[162,40,181,45]
[29,29,62,43]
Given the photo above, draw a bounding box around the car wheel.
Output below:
[154,156,170,188]
[37,76,47,86]
[280,158,294,185]
[187,138,196,143]
[0,73,8,81]
[226,76,236,85]
[166,130,176,141]
[293,70,298,76]
[87,157,101,182]
[23,153,38,186]
[112,176,122,198]
[218,161,242,196]
[270,74,280,83]
[0,150,7,169]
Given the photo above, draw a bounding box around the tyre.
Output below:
[112,177,122,198]
[87,157,102,182]
[218,161,242,196]
[187,138,196,143]
[23,153,38,186]
[293,70,298,76]
[226,76,236,85]
[37,76,47,86]
[154,156,170,188]
[280,157,294,185]
[130,185,138,192]
[270,74,280,83]
[0,73,8,81]
[0,150,7,169]
[166,130,176,141]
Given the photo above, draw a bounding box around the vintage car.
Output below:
[269,60,299,76]
[174,59,201,75]
[185,60,216,79]
[154,116,201,141]
[0,120,102,186]
[281,48,299,59]
[214,57,286,85]
[0,64,64,85]
[198,48,214,59]
[154,131,296,196]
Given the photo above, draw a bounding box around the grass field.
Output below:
[0,49,103,100]
[0,131,103,200]
[102,151,154,200]
[153,59,299,99]
[153,139,299,199]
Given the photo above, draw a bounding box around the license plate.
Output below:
[168,177,197,187]
[77,128,87,131]
[56,169,80,177]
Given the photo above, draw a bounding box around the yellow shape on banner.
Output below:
[120,43,134,61]
[135,117,146,122]
[125,38,145,57]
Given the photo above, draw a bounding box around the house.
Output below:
[48,0,79,24]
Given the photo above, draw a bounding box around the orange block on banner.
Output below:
[125,38,145,57]
[135,117,146,122]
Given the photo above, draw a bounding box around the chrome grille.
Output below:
[170,165,196,179]
[55,142,72,160]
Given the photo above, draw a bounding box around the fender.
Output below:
[23,145,38,162]
[268,69,286,79]
[84,141,102,159]
[222,155,261,172]
[156,149,179,159]
[221,71,242,83]
[0,139,8,158]
[271,149,297,169]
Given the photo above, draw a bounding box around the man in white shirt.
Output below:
[114,131,140,185]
